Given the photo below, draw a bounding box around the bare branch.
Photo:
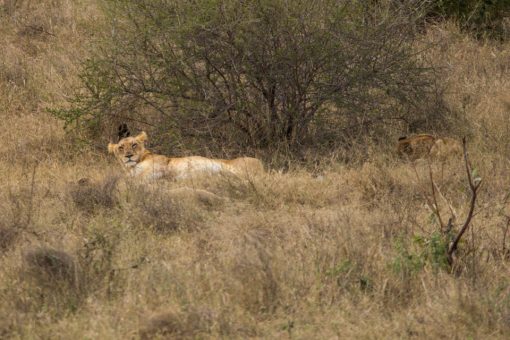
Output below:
[428,161,446,231]
[433,181,458,223]
[411,162,435,217]
[447,137,482,266]
[412,161,450,233]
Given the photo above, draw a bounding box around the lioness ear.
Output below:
[136,131,148,143]
[108,143,117,154]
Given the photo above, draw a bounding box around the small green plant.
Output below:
[392,231,450,276]
[413,232,450,270]
[392,237,425,276]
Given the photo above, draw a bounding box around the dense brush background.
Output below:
[1,0,510,338]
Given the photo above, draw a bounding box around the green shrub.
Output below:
[54,0,450,155]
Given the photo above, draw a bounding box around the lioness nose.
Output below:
[126,154,133,158]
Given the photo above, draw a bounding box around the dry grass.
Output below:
[0,2,510,338]
[69,176,120,214]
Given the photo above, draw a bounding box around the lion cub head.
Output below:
[108,127,148,168]
[429,137,462,160]
[397,134,436,160]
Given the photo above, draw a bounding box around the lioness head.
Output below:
[108,130,148,167]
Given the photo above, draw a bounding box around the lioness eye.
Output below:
[132,143,137,149]
[119,146,124,151]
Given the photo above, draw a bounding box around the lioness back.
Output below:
[221,157,265,175]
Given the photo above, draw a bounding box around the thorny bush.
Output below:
[52,0,452,156]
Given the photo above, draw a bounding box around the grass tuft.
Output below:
[69,176,120,214]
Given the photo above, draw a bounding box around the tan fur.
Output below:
[429,137,463,160]
[108,132,264,180]
[397,134,436,160]
[397,134,461,161]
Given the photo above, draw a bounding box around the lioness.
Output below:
[108,125,264,180]
[397,134,462,161]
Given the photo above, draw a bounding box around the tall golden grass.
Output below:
[0,1,509,338]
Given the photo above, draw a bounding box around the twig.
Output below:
[428,162,445,231]
[446,138,482,266]
[112,256,149,272]
[23,25,56,37]
[433,181,458,223]
[411,163,435,217]
[26,163,38,228]
[413,161,451,233]
[502,216,510,256]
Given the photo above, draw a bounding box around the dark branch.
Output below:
[446,137,482,266]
